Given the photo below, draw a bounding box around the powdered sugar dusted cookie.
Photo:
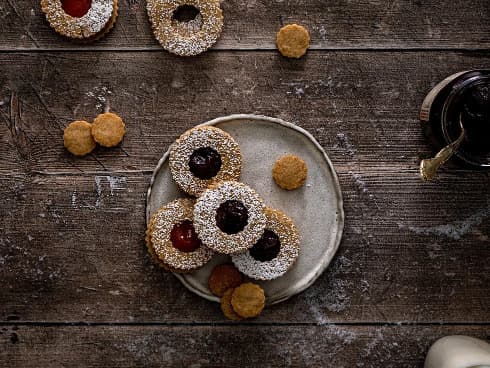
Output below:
[169,126,242,196]
[232,208,300,280]
[193,181,266,255]
[41,0,118,41]
[148,198,214,273]
[147,0,223,56]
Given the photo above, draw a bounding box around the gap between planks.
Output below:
[0,47,490,53]
[1,321,490,327]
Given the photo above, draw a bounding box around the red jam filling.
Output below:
[61,0,92,18]
[170,220,202,253]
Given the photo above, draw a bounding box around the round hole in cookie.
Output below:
[61,0,92,18]
[170,220,202,252]
[172,4,200,23]
[216,200,249,235]
[249,229,281,262]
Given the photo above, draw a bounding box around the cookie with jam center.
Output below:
[232,207,300,280]
[169,126,242,196]
[41,0,118,41]
[193,181,266,255]
[147,198,214,273]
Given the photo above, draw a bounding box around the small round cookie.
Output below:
[169,126,242,196]
[41,0,118,41]
[208,263,243,297]
[232,208,300,281]
[147,0,223,56]
[276,24,310,58]
[272,154,308,190]
[148,198,214,273]
[91,112,126,147]
[220,288,244,321]
[194,181,267,255]
[231,283,265,318]
[63,120,96,156]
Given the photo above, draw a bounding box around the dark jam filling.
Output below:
[188,147,222,180]
[170,220,202,253]
[249,229,281,262]
[61,0,92,18]
[215,200,249,234]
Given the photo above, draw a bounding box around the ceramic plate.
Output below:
[146,114,344,305]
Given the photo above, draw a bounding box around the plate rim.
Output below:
[146,113,345,305]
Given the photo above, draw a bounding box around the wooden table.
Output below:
[1,1,489,366]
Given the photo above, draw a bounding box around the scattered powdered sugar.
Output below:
[147,0,223,56]
[232,208,300,280]
[71,191,77,207]
[169,126,242,196]
[336,132,357,157]
[41,0,114,38]
[86,86,112,111]
[305,255,353,323]
[95,175,127,207]
[194,181,266,254]
[399,206,490,240]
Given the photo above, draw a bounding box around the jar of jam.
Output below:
[420,70,490,168]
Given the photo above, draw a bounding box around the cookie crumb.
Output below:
[272,154,308,190]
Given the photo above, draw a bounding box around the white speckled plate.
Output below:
[146,114,344,305]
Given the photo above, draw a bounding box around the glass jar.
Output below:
[420,70,490,168]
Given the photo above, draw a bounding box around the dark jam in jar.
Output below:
[420,70,490,168]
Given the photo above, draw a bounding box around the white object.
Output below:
[425,335,490,368]
[146,114,344,305]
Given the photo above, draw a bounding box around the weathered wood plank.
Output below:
[1,324,489,367]
[0,0,489,50]
[1,51,490,175]
[1,171,488,323]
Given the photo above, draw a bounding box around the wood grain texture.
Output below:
[1,0,489,364]
[1,171,488,323]
[1,51,490,175]
[0,0,489,51]
[1,324,489,367]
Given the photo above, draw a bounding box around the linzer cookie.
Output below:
[147,0,223,56]
[169,126,242,196]
[147,198,214,273]
[232,208,300,281]
[193,181,267,255]
[41,0,118,41]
